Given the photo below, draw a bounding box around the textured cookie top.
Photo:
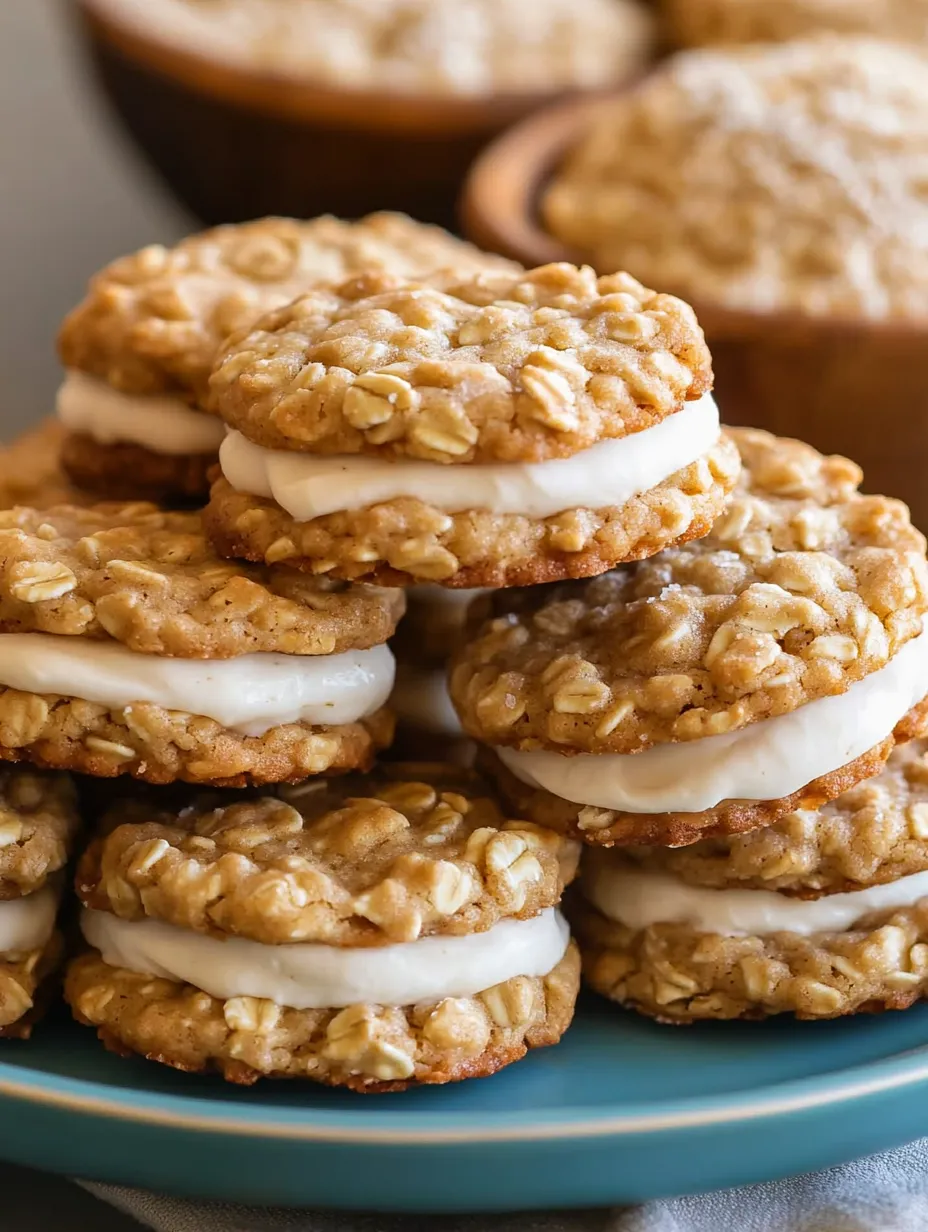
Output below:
[209,264,712,464]
[58,214,517,404]
[543,38,928,320]
[76,765,580,946]
[663,0,928,48]
[451,428,928,753]
[0,503,403,657]
[90,0,653,95]
[0,767,79,899]
[624,739,928,894]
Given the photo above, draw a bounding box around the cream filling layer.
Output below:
[80,907,570,1009]
[498,624,928,814]
[584,858,928,938]
[391,663,462,736]
[57,371,225,456]
[219,394,721,520]
[0,888,57,954]
[0,634,394,738]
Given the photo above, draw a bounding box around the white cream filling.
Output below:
[498,624,928,814]
[391,663,462,736]
[0,888,58,954]
[219,393,721,520]
[57,371,226,456]
[80,907,569,1009]
[0,634,394,738]
[584,858,928,939]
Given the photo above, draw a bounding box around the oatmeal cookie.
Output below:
[204,434,738,587]
[572,892,928,1022]
[478,700,928,847]
[622,738,928,893]
[0,696,393,788]
[0,502,404,656]
[65,943,579,1089]
[543,39,928,320]
[0,767,79,899]
[663,0,928,49]
[451,429,928,753]
[0,930,64,1039]
[76,764,579,945]
[59,214,518,405]
[209,264,713,464]
[59,433,215,506]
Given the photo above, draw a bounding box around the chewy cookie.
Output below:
[573,739,928,1021]
[57,213,517,504]
[0,502,402,786]
[204,262,740,587]
[67,764,580,1088]
[0,767,80,1037]
[452,428,928,846]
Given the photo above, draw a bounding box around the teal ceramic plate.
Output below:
[1,995,928,1210]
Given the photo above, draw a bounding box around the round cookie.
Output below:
[0,765,78,1038]
[453,427,928,845]
[573,742,928,1021]
[205,263,739,585]
[67,764,580,1088]
[0,502,401,787]
[56,213,517,503]
[0,766,80,899]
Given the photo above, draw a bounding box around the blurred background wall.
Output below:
[0,3,189,435]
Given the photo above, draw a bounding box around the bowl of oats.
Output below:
[462,35,928,528]
[72,0,655,229]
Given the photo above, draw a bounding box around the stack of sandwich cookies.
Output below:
[0,767,80,1037]
[451,428,928,847]
[204,263,740,587]
[66,765,580,1088]
[574,739,928,1021]
[56,214,517,504]
[0,502,401,785]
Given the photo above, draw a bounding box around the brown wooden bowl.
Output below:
[461,93,928,530]
[73,0,588,230]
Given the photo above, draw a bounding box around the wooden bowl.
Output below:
[73,0,584,230]
[461,94,928,530]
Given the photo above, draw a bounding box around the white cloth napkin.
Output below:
[83,1138,928,1232]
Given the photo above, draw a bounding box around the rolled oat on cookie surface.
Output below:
[56,213,517,504]
[0,501,401,786]
[66,763,580,1088]
[453,427,928,846]
[572,742,928,1021]
[204,263,739,585]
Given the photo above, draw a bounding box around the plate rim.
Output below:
[3,1042,928,1144]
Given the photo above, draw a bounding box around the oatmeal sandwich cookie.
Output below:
[573,739,928,1021]
[205,262,740,587]
[0,766,80,1038]
[66,764,581,1088]
[453,428,928,847]
[0,501,402,786]
[56,213,517,504]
